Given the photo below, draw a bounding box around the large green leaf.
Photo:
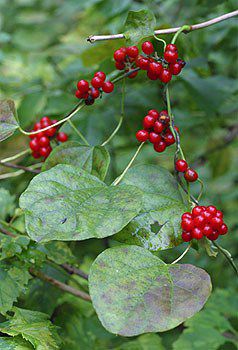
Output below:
[0,264,31,314]
[115,164,187,250]
[0,336,33,350]
[124,9,156,44]
[0,307,61,350]
[20,165,142,242]
[0,100,19,142]
[42,142,110,181]
[89,245,212,337]
[0,189,15,220]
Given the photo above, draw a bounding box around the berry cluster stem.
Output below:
[67,119,89,145]
[0,149,30,163]
[171,243,192,264]
[171,25,191,44]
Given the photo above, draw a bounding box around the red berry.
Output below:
[154,141,166,153]
[182,212,193,220]
[102,81,114,93]
[203,225,213,237]
[193,215,206,229]
[75,90,83,99]
[142,41,154,55]
[51,119,58,125]
[159,110,168,116]
[147,70,159,80]
[182,231,192,242]
[169,62,182,75]
[149,132,161,144]
[127,70,138,79]
[136,56,149,70]
[210,216,223,230]
[202,210,213,222]
[32,151,41,159]
[192,206,205,217]
[154,121,164,134]
[136,130,149,142]
[207,231,219,241]
[126,46,139,58]
[218,223,228,235]
[45,127,56,137]
[160,69,172,83]
[94,71,106,81]
[40,116,51,124]
[177,59,186,67]
[165,44,178,52]
[41,119,52,128]
[114,49,126,62]
[39,146,52,158]
[206,205,217,216]
[39,136,50,147]
[90,87,100,99]
[164,50,178,63]
[29,138,40,151]
[184,168,198,182]
[77,80,89,93]
[148,109,159,119]
[91,76,103,88]
[57,132,68,142]
[181,218,194,231]
[33,122,41,131]
[216,210,223,219]
[115,61,125,70]
[164,132,175,146]
[35,131,45,139]
[175,159,188,172]
[148,62,162,75]
[143,115,155,129]
[192,227,203,240]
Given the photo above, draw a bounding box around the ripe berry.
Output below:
[57,132,68,142]
[35,131,45,139]
[148,62,162,75]
[39,136,50,147]
[206,205,217,216]
[149,132,161,144]
[39,146,52,158]
[148,109,159,119]
[94,71,106,81]
[192,206,204,217]
[165,44,178,52]
[41,116,51,124]
[32,151,41,159]
[77,80,89,93]
[160,69,172,83]
[154,121,164,134]
[182,231,192,242]
[177,59,186,67]
[45,127,56,137]
[164,50,178,63]
[90,87,100,99]
[210,216,223,230]
[203,225,213,237]
[102,81,114,93]
[207,231,219,241]
[182,212,193,220]
[114,49,126,62]
[218,223,228,235]
[181,218,194,231]
[142,41,154,55]
[154,141,166,153]
[143,115,155,129]
[115,61,125,70]
[91,76,104,89]
[127,70,138,79]
[193,215,206,229]
[136,130,149,142]
[169,62,182,75]
[175,159,188,172]
[216,210,223,219]
[147,70,158,80]
[192,227,203,240]
[126,46,139,58]
[29,138,40,151]
[164,132,175,146]
[202,210,213,221]
[75,90,84,99]
[136,56,149,70]
[34,122,41,130]
[184,168,198,182]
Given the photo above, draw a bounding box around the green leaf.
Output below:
[0,307,61,350]
[115,334,165,350]
[40,241,76,265]
[89,245,212,337]
[0,189,15,220]
[124,10,156,44]
[0,100,19,142]
[0,236,30,260]
[114,164,187,251]
[20,165,142,242]
[42,142,110,181]
[0,263,31,314]
[0,336,33,350]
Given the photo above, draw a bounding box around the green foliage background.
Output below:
[0,0,237,349]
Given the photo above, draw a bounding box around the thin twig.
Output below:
[171,243,192,264]
[67,119,90,145]
[87,10,238,42]
[61,263,89,280]
[30,268,91,301]
[0,149,30,163]
[0,227,16,237]
[213,241,238,275]
[0,162,41,174]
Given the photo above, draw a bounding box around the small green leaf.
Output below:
[115,164,188,250]
[0,236,30,260]
[40,241,76,265]
[0,189,15,220]
[124,9,156,44]
[89,245,212,336]
[115,334,165,350]
[0,100,19,142]
[0,336,33,349]
[20,165,142,242]
[42,142,110,181]
[0,307,61,350]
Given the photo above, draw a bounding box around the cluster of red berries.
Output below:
[29,117,68,159]
[75,71,114,105]
[113,41,185,83]
[135,109,178,153]
[175,159,198,183]
[181,205,228,242]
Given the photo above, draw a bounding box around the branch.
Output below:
[87,10,238,43]
[0,227,16,237]
[30,268,91,302]
[61,263,89,280]
[0,161,41,174]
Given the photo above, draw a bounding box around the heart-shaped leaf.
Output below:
[42,142,110,181]
[89,245,212,336]
[20,165,142,242]
[0,100,19,142]
[124,9,156,44]
[114,164,188,250]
